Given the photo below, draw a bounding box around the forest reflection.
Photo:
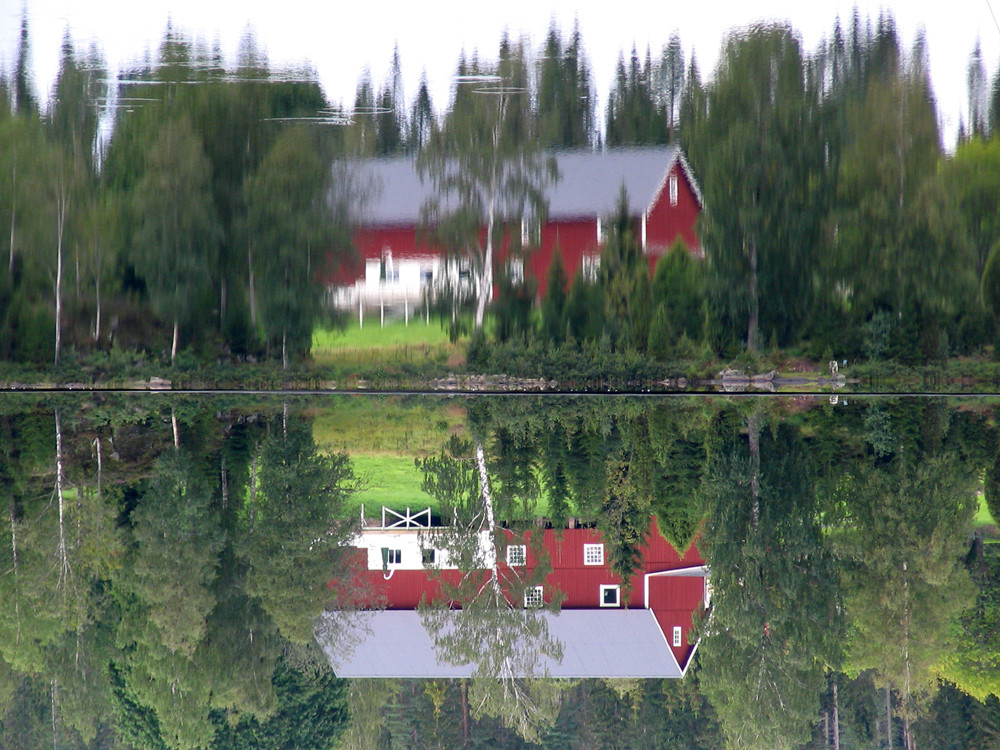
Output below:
[0,394,998,749]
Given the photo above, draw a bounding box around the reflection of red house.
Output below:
[329,147,703,314]
[322,515,708,679]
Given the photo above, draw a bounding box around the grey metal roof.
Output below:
[317,609,682,679]
[349,146,690,227]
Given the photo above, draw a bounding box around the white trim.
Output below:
[524,585,544,608]
[506,544,527,567]
[583,543,605,565]
[644,149,705,216]
[643,566,710,678]
[599,584,621,607]
[641,212,647,250]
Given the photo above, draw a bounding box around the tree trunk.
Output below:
[748,409,762,528]
[94,273,101,342]
[55,410,69,592]
[8,148,16,278]
[171,408,179,450]
[475,220,493,332]
[886,686,893,750]
[461,679,470,745]
[221,454,228,510]
[171,318,179,365]
[94,436,102,502]
[220,275,226,329]
[55,194,66,366]
[747,235,759,352]
[248,240,256,325]
[282,327,288,370]
[832,681,840,750]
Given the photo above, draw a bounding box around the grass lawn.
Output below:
[977,491,997,527]
[312,318,463,369]
[312,396,465,455]
[350,454,436,516]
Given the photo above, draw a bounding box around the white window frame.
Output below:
[672,626,683,647]
[583,543,605,566]
[581,254,600,283]
[524,586,544,608]
[599,584,620,608]
[669,173,679,206]
[508,257,524,285]
[506,544,527,567]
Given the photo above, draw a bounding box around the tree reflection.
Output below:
[698,410,842,749]
[835,455,977,740]
[416,434,564,742]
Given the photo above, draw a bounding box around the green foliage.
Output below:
[210,658,350,750]
[416,435,482,523]
[130,115,219,358]
[648,240,705,359]
[246,126,344,368]
[986,452,1000,526]
[835,451,978,720]
[539,249,567,345]
[689,24,821,351]
[243,417,357,643]
[536,23,594,149]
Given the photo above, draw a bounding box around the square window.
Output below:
[421,548,436,565]
[524,586,544,608]
[599,584,620,607]
[506,544,527,567]
[583,543,604,566]
[508,258,524,285]
[672,626,683,647]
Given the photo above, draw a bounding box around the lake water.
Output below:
[0,393,995,748]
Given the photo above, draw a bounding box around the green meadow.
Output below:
[311,319,463,371]
[311,395,466,516]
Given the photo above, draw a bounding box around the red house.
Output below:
[330,146,703,318]
[320,511,709,679]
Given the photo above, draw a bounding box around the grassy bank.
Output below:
[8,316,1000,393]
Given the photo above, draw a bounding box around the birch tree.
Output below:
[416,435,563,741]
[420,49,555,332]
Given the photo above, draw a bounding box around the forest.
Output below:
[2,12,1000,376]
[0,394,999,748]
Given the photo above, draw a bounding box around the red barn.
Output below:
[320,512,709,679]
[330,147,703,319]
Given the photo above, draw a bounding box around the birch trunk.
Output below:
[54,190,67,366]
[171,318,179,365]
[748,409,762,528]
[55,410,69,592]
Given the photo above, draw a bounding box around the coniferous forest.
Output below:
[2,12,1000,378]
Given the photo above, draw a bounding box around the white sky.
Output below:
[2,0,999,146]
